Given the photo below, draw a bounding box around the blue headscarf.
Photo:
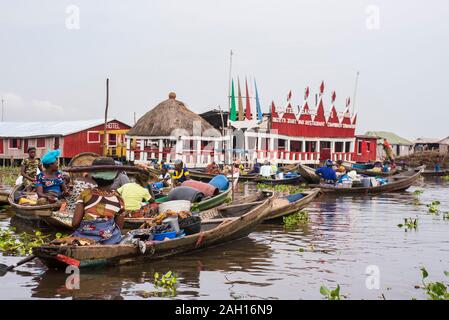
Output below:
[42,149,61,165]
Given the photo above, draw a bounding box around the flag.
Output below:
[319,81,325,95]
[245,77,251,120]
[287,90,292,101]
[331,91,336,103]
[237,78,244,121]
[254,79,263,122]
[230,79,237,121]
[304,86,310,100]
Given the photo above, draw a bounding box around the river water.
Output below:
[0,177,448,300]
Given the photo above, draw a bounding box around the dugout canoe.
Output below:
[188,169,257,182]
[421,170,449,177]
[33,193,275,270]
[297,164,321,184]
[201,188,320,221]
[254,175,303,186]
[343,165,399,177]
[0,187,12,204]
[309,167,424,194]
[8,185,62,224]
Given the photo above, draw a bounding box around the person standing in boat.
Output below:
[315,160,337,184]
[383,138,394,161]
[72,157,125,245]
[35,149,69,204]
[172,159,190,185]
[21,147,43,191]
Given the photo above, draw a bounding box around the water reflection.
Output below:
[1,179,448,299]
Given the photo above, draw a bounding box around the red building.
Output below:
[0,119,130,164]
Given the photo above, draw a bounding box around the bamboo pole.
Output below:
[103,78,109,156]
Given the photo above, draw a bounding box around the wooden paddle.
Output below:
[0,255,36,276]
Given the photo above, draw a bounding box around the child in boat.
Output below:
[72,157,125,245]
[21,147,43,191]
[35,149,69,204]
[117,172,155,218]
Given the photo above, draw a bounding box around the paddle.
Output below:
[0,255,36,277]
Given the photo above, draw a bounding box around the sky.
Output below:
[0,0,448,140]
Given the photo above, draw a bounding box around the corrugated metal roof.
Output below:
[364,131,413,145]
[0,119,116,138]
[413,137,446,144]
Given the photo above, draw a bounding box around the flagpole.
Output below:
[227,50,234,201]
[352,71,360,115]
[227,50,233,125]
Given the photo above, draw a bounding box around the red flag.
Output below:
[304,87,310,100]
[287,90,292,101]
[245,78,251,120]
[319,81,325,95]
[331,91,336,103]
[271,101,276,114]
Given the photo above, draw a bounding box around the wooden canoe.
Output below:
[343,165,399,177]
[33,193,275,270]
[188,169,257,182]
[201,188,320,221]
[297,164,321,183]
[8,185,62,223]
[255,175,303,186]
[421,170,449,177]
[309,167,424,194]
[0,187,12,204]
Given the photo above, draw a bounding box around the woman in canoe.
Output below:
[72,157,125,245]
[35,149,69,204]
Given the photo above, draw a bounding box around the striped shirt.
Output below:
[77,188,124,220]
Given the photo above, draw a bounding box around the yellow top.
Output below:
[117,183,151,211]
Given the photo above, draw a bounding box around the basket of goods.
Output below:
[178,215,202,235]
[151,223,177,241]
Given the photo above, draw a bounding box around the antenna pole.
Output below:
[352,71,360,114]
[1,97,4,122]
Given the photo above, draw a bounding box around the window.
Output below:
[345,141,352,153]
[9,138,21,149]
[37,138,46,148]
[0,139,3,154]
[54,137,60,149]
[108,134,117,147]
[87,131,100,143]
[334,142,344,153]
[357,141,362,154]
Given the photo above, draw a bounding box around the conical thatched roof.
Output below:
[128,92,218,137]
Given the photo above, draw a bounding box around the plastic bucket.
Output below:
[158,200,191,214]
[153,231,177,241]
[361,178,371,188]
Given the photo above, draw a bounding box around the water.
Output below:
[0,178,448,300]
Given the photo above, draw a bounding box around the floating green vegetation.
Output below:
[153,271,178,296]
[257,183,306,195]
[0,227,52,256]
[442,175,449,182]
[427,201,441,215]
[0,167,20,186]
[397,218,418,231]
[443,212,449,220]
[320,284,343,300]
[420,267,449,300]
[413,189,424,196]
[283,211,309,228]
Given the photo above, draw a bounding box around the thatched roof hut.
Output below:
[128,92,218,137]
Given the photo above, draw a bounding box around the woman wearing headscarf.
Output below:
[35,149,68,204]
[72,157,125,245]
